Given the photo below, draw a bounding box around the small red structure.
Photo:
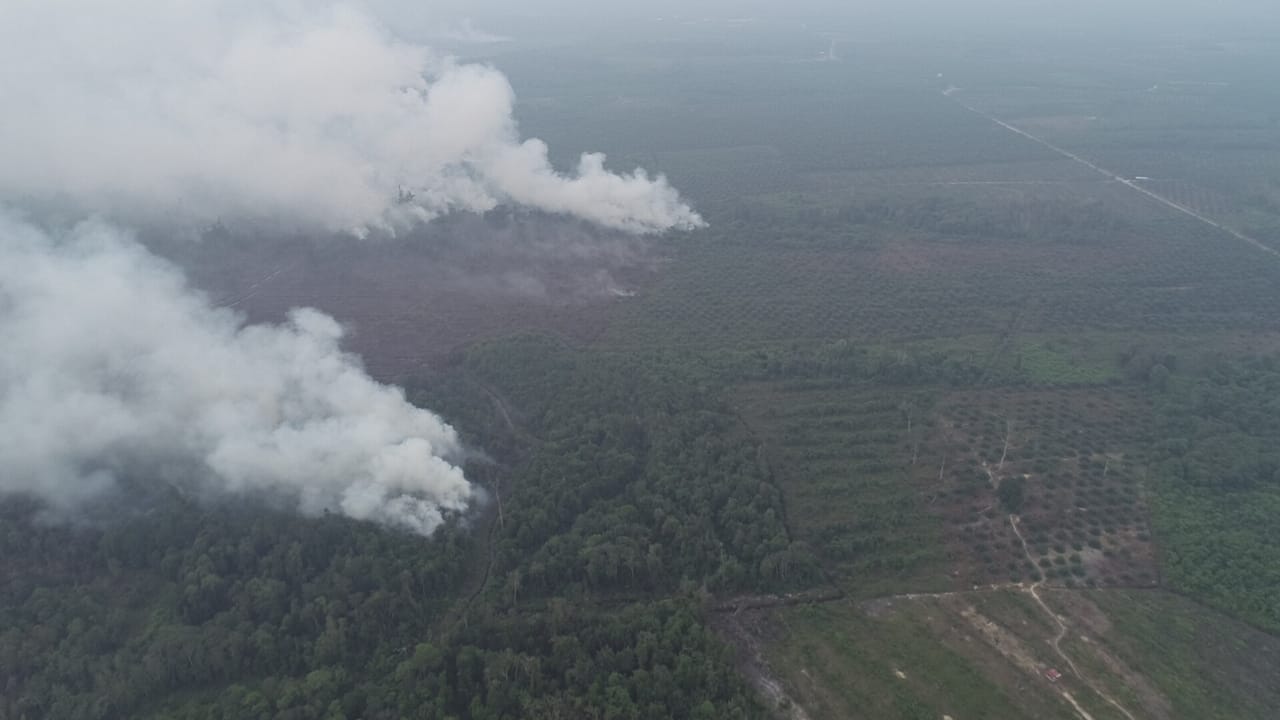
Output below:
[1045,668,1063,682]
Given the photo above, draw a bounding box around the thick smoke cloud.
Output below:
[0,2,704,533]
[0,212,473,534]
[0,0,703,234]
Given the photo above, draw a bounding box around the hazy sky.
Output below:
[395,0,1279,42]
[405,0,1276,23]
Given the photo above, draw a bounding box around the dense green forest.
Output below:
[2,339,803,720]
[0,494,759,719]
[1150,357,1280,632]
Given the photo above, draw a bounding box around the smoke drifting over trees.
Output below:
[0,1,702,532]
[0,213,475,534]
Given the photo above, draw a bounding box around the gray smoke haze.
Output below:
[0,0,703,234]
[0,212,473,534]
[0,1,702,534]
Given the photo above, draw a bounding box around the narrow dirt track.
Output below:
[1009,515,1139,720]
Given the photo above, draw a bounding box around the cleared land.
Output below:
[737,587,1280,720]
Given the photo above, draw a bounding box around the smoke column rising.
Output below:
[0,1,702,533]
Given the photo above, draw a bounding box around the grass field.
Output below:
[757,598,1075,720]
[748,586,1280,720]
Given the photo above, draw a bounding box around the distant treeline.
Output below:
[709,195,1128,246]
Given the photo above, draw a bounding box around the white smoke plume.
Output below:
[0,0,703,234]
[0,2,704,533]
[0,212,473,535]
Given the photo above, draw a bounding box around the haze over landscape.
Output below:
[0,0,700,535]
[2,1,1279,719]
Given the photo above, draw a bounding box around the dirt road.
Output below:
[947,91,1279,260]
[1010,515,1139,720]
